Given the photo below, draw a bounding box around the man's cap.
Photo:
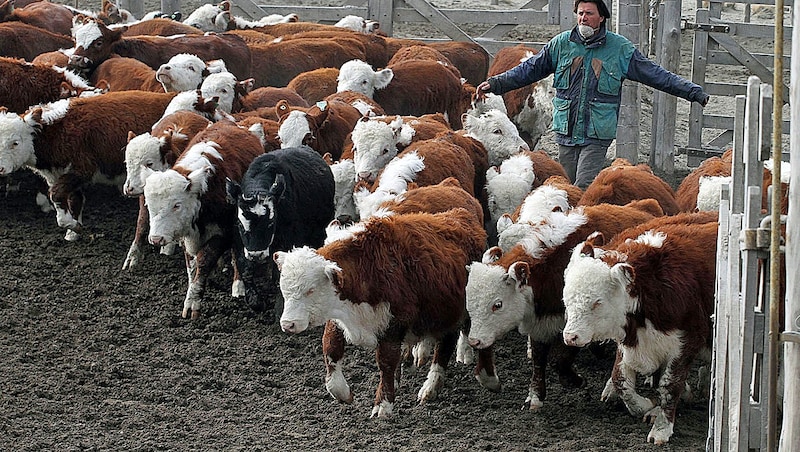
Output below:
[574,0,611,19]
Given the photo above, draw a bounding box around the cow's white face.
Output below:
[464,109,530,167]
[0,111,37,176]
[182,3,224,31]
[336,60,393,97]
[156,54,208,93]
[275,247,341,334]
[562,245,634,347]
[329,159,358,222]
[124,133,168,196]
[351,117,405,182]
[466,262,532,349]
[277,111,311,149]
[144,168,206,247]
[200,72,237,113]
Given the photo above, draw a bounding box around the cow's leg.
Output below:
[525,338,550,410]
[473,345,500,392]
[183,237,226,319]
[230,252,245,298]
[645,349,695,445]
[456,330,473,365]
[323,320,352,403]
[123,196,149,270]
[613,348,656,418]
[412,335,436,368]
[553,338,584,388]
[372,340,402,418]
[418,330,458,404]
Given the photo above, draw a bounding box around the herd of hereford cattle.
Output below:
[0,0,790,446]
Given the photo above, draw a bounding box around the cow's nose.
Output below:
[281,321,296,334]
[149,236,165,246]
[520,142,530,152]
[563,332,578,347]
[468,338,482,348]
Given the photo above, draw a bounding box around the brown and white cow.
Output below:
[466,200,664,411]
[336,59,469,130]
[578,159,681,215]
[122,110,213,270]
[0,57,102,113]
[0,0,74,36]
[0,90,177,240]
[487,44,555,148]
[0,22,74,62]
[68,18,252,81]
[286,67,340,105]
[155,54,229,93]
[274,207,487,417]
[561,212,719,445]
[143,120,264,318]
[276,99,362,161]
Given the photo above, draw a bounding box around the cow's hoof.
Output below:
[190,310,201,320]
[64,229,80,241]
[475,367,501,392]
[646,412,674,445]
[600,377,619,402]
[370,401,393,418]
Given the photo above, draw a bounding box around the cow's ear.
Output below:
[322,152,333,165]
[611,263,635,291]
[496,213,513,234]
[275,100,290,119]
[268,173,286,198]
[0,106,7,114]
[239,78,255,95]
[94,79,111,93]
[59,82,74,98]
[507,261,529,289]
[481,246,502,264]
[219,0,231,11]
[273,251,287,271]
[324,263,343,291]
[578,241,596,258]
[225,177,241,204]
[586,231,605,247]
[374,68,394,89]
[127,130,137,142]
[24,107,43,126]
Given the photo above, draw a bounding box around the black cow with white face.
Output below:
[226,145,335,310]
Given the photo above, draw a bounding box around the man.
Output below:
[477,0,710,189]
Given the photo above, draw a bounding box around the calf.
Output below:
[0,90,177,240]
[274,207,487,417]
[561,212,719,445]
[0,22,74,62]
[90,57,166,92]
[462,109,530,167]
[336,59,469,129]
[488,44,555,147]
[675,149,732,211]
[276,99,362,161]
[122,110,213,270]
[466,200,663,411]
[0,57,101,113]
[349,114,452,183]
[578,159,681,215]
[155,54,228,93]
[0,0,74,35]
[68,18,252,81]
[226,145,335,312]
[144,120,264,319]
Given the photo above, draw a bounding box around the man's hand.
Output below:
[699,93,710,107]
[474,80,492,102]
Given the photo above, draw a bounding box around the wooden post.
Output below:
[615,0,639,165]
[161,0,180,16]
[688,8,709,165]
[779,1,800,449]
[369,0,394,37]
[649,0,680,175]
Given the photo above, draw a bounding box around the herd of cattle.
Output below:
[0,0,791,446]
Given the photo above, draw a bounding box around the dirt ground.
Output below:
[0,0,751,450]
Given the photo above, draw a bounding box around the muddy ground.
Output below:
[0,171,709,451]
[0,0,723,450]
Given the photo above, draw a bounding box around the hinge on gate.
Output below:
[682,20,730,33]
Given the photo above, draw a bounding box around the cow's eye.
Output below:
[94,40,103,48]
[493,129,502,135]
[491,300,502,311]
[187,66,195,72]
[172,202,181,211]
[381,148,389,155]
[591,300,601,310]
[145,161,153,168]
[304,288,314,297]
